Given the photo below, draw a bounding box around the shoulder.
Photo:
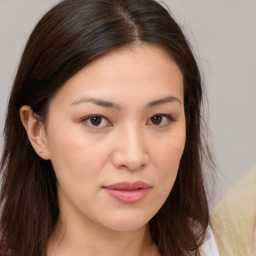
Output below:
[199,226,219,256]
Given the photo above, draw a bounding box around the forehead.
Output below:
[76,43,181,80]
[49,43,184,107]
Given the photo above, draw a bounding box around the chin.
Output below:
[101,211,153,232]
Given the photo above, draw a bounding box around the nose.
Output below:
[111,125,148,171]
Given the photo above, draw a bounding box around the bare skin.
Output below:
[47,221,160,256]
[21,43,184,256]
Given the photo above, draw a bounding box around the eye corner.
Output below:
[147,113,175,127]
[81,114,112,128]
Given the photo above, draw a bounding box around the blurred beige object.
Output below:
[254,226,256,256]
[211,165,256,256]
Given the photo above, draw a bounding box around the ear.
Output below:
[20,106,50,160]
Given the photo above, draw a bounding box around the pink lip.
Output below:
[103,182,151,204]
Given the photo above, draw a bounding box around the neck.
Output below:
[47,214,159,256]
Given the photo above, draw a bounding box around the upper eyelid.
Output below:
[82,114,108,121]
[149,113,175,120]
[80,113,175,124]
[147,114,175,125]
[82,114,112,126]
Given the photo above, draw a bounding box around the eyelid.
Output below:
[147,114,175,127]
[81,114,112,128]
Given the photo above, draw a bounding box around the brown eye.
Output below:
[147,114,174,127]
[83,115,110,128]
[90,116,102,126]
[150,115,163,125]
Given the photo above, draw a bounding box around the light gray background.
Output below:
[0,0,255,209]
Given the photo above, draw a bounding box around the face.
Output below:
[43,43,186,232]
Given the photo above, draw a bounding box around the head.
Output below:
[1,0,210,255]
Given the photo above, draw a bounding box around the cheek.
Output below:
[147,134,185,216]
[153,145,182,190]
[152,132,185,172]
[47,130,106,181]
[47,132,107,208]
[150,127,186,191]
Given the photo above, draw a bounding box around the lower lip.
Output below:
[104,188,150,204]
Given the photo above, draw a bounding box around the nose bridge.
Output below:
[112,122,148,171]
[125,123,144,156]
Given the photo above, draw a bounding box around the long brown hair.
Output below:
[0,0,214,255]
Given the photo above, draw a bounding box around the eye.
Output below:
[147,114,174,127]
[82,115,111,128]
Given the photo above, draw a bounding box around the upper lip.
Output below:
[103,181,150,190]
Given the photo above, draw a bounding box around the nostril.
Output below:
[111,151,148,171]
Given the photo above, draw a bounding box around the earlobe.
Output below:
[20,106,50,160]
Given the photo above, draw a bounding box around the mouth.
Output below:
[102,182,151,204]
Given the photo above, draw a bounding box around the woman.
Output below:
[0,0,218,255]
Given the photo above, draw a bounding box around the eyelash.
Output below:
[147,114,175,127]
[82,115,111,128]
[81,114,175,128]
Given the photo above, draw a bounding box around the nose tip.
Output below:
[111,131,148,171]
[112,150,148,171]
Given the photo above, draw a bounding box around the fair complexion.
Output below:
[20,43,186,256]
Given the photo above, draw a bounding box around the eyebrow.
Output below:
[71,97,120,109]
[146,96,181,107]
[71,95,181,109]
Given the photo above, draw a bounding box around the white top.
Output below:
[200,227,220,256]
